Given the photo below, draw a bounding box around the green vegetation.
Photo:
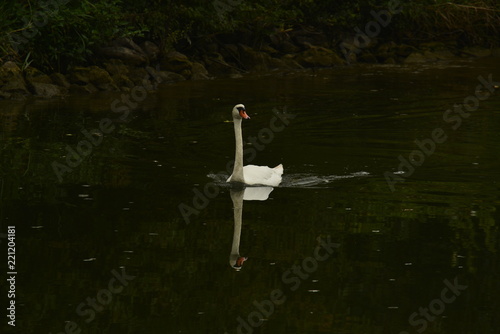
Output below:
[1,0,499,72]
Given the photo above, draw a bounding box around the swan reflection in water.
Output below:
[229,186,274,271]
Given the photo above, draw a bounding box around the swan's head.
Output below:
[231,256,248,271]
[232,104,250,120]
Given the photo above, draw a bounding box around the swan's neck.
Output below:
[231,118,245,183]
[230,203,243,260]
[230,190,244,266]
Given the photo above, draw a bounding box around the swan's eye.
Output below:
[236,107,245,112]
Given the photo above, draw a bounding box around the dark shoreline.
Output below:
[1,29,499,100]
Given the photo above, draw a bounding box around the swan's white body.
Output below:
[226,104,283,187]
[227,164,283,187]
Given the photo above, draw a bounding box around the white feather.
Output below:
[227,164,283,187]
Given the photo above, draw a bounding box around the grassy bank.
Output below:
[1,0,499,72]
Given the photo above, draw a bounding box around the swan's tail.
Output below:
[274,164,284,175]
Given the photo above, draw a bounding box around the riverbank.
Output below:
[1,0,500,100]
[2,30,499,100]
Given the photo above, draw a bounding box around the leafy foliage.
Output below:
[0,0,499,72]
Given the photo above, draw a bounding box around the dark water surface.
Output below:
[1,58,499,334]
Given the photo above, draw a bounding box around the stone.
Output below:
[280,54,303,69]
[69,84,98,94]
[145,66,162,83]
[358,53,378,63]
[68,66,117,91]
[105,60,130,76]
[141,41,160,61]
[112,74,134,89]
[24,67,53,85]
[32,82,64,98]
[99,46,148,66]
[0,61,29,95]
[290,28,329,48]
[0,90,12,99]
[88,66,118,91]
[384,57,397,64]
[238,44,273,72]
[404,50,456,63]
[396,44,417,57]
[295,46,345,67]
[146,66,186,85]
[260,45,279,55]
[404,52,428,63]
[203,52,238,76]
[190,62,210,80]
[219,44,239,64]
[112,37,144,54]
[267,57,287,69]
[157,71,186,83]
[68,67,91,84]
[127,67,150,86]
[461,47,491,58]
[278,40,300,54]
[161,51,193,76]
[50,73,71,88]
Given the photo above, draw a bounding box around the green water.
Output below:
[1,58,499,334]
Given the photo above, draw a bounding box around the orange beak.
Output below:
[239,110,250,119]
[236,256,248,267]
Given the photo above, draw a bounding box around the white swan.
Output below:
[229,189,247,270]
[226,104,284,186]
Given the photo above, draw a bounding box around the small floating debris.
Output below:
[388,306,399,309]
[31,226,43,229]
[404,262,413,266]
[149,232,159,236]
[308,290,320,293]
[78,194,89,198]
[83,258,96,262]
